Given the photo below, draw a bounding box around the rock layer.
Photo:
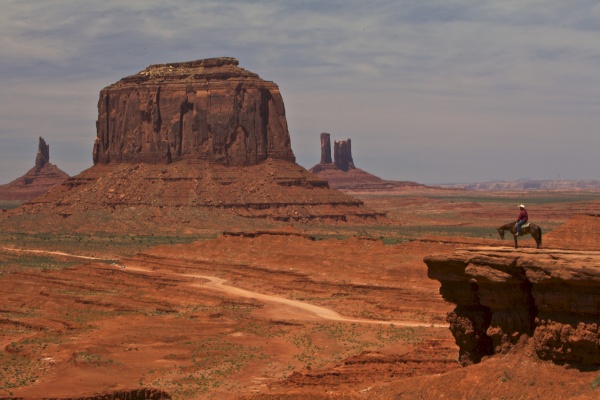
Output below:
[425,247,600,367]
[93,57,295,166]
[5,159,382,234]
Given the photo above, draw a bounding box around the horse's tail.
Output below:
[538,226,542,246]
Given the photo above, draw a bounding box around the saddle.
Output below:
[516,222,530,229]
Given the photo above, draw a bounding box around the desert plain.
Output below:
[2,187,600,400]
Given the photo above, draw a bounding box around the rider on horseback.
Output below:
[515,204,528,236]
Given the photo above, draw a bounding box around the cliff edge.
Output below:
[425,247,600,368]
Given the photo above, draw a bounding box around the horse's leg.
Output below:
[514,236,518,249]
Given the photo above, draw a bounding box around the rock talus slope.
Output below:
[425,247,600,367]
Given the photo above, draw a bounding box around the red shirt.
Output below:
[518,209,528,222]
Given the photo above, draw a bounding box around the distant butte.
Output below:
[309,132,424,192]
[0,137,69,201]
[2,58,382,233]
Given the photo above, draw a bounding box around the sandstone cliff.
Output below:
[425,247,600,368]
[0,137,69,201]
[93,57,295,166]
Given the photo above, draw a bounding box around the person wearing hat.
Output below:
[515,204,528,236]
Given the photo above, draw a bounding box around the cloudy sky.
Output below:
[1,0,599,185]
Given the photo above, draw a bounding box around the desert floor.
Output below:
[1,188,600,399]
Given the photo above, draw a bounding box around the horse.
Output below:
[497,221,542,249]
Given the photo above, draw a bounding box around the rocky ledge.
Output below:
[425,247,600,368]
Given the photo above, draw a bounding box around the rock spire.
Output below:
[35,137,50,170]
[319,133,332,164]
[333,139,354,171]
[0,137,69,201]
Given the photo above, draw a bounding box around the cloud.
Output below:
[1,0,600,184]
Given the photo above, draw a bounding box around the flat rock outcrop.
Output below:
[93,57,295,166]
[425,247,600,367]
[0,137,69,201]
[310,133,424,192]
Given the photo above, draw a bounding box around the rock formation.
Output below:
[319,133,332,164]
[93,57,295,166]
[310,133,424,191]
[0,137,69,201]
[35,137,50,169]
[2,58,382,232]
[333,138,354,171]
[312,133,355,172]
[425,247,600,368]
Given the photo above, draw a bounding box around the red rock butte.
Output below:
[2,58,381,233]
[93,57,295,166]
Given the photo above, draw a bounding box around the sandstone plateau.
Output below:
[0,137,69,201]
[310,132,424,192]
[426,247,600,368]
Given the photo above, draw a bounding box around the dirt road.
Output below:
[188,273,446,328]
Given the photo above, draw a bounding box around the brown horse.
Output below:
[497,222,542,249]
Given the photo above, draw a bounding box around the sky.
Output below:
[1,0,600,185]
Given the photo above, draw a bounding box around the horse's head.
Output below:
[497,227,505,239]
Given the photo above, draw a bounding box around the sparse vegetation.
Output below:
[0,200,22,210]
[1,188,599,398]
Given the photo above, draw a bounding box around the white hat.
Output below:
[518,204,525,208]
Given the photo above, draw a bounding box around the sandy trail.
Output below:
[1,247,112,260]
[186,273,446,328]
[4,247,445,328]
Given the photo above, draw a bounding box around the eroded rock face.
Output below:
[425,247,600,367]
[35,136,50,169]
[319,132,332,164]
[93,57,295,166]
[334,139,354,171]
